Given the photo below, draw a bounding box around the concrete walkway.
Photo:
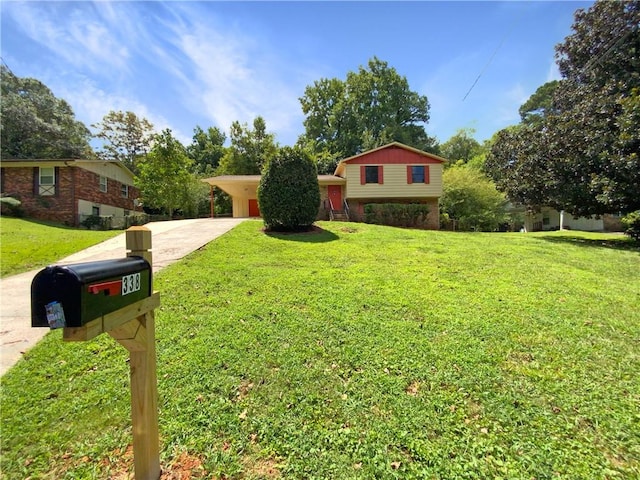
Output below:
[0,217,246,376]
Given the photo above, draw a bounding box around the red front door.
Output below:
[328,185,342,210]
[248,199,261,217]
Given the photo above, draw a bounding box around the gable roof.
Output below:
[334,142,447,176]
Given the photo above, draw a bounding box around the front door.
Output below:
[248,199,261,217]
[328,185,342,210]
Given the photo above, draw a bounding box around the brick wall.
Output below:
[1,166,138,225]
[74,168,138,212]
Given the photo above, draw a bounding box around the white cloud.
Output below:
[5,2,130,75]
[152,6,305,142]
[54,76,191,145]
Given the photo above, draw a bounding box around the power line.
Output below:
[0,57,13,73]
[462,11,525,102]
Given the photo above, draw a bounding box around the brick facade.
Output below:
[1,164,138,226]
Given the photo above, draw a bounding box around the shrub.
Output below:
[0,196,24,217]
[364,203,430,228]
[258,146,320,232]
[81,215,112,230]
[441,165,507,231]
[621,210,640,241]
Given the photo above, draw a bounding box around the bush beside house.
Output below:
[364,203,430,228]
[258,147,321,232]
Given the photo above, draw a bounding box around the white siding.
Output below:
[78,162,135,185]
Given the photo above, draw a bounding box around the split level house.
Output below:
[1,158,140,228]
[203,142,446,230]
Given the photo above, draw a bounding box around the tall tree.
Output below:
[216,117,278,175]
[92,110,154,173]
[518,80,560,125]
[487,1,640,216]
[0,66,92,159]
[298,57,437,172]
[136,129,197,217]
[440,128,483,167]
[187,125,227,175]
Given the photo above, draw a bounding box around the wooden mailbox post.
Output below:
[63,227,161,480]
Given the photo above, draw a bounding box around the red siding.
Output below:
[346,146,443,165]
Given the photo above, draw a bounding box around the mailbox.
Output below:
[31,257,151,328]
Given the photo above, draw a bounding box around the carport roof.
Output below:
[201,175,345,186]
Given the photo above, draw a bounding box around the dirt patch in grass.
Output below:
[100,446,207,480]
[161,452,207,479]
[242,455,282,479]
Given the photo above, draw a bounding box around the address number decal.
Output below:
[122,273,141,295]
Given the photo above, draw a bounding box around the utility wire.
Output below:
[462,10,525,102]
[1,56,13,73]
[579,26,636,76]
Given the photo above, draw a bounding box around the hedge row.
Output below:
[363,203,430,228]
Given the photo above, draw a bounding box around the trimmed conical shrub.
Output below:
[258,146,320,232]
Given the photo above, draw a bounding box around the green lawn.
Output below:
[1,221,638,479]
[0,217,121,277]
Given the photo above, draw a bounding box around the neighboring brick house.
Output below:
[1,158,139,227]
[202,142,446,229]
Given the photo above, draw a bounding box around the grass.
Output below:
[0,217,121,277]
[1,221,639,479]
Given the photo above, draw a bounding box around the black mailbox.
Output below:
[31,257,152,328]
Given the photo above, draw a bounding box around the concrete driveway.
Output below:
[0,217,247,376]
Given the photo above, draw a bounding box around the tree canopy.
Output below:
[216,117,278,175]
[187,126,227,175]
[0,66,92,159]
[518,81,560,125]
[92,110,155,174]
[298,57,437,173]
[440,165,507,231]
[440,128,483,167]
[136,129,198,217]
[486,1,640,216]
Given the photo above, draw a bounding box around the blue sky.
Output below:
[1,1,594,148]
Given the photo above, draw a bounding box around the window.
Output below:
[411,166,425,183]
[92,206,100,216]
[407,165,429,184]
[99,176,107,192]
[121,184,129,198]
[365,166,379,183]
[39,167,55,195]
[362,165,383,184]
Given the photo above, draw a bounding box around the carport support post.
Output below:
[120,227,160,480]
[210,184,215,218]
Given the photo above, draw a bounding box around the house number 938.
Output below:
[122,273,141,295]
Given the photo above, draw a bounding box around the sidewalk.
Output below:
[0,217,247,376]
